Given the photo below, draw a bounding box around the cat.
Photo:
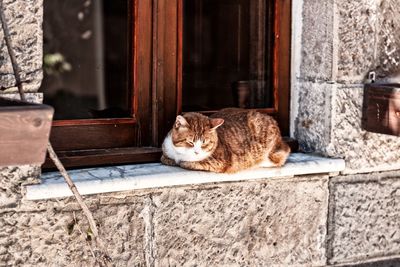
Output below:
[161,108,290,173]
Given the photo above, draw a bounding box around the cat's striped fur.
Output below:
[161,108,290,173]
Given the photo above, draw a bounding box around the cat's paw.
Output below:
[179,161,196,170]
[161,155,177,166]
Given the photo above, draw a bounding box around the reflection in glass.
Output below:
[182,0,275,112]
[42,0,130,120]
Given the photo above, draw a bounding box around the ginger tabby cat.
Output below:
[161,108,290,173]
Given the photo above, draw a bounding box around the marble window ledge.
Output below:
[25,153,345,200]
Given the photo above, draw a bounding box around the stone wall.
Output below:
[328,171,400,265]
[1,175,330,266]
[0,190,147,266]
[293,0,400,173]
[0,0,43,93]
[2,171,400,266]
[1,0,400,266]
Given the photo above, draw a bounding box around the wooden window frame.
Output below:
[44,0,292,169]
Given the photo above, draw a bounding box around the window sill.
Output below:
[25,153,345,200]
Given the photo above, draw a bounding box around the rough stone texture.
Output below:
[329,85,400,172]
[294,81,334,153]
[0,0,400,266]
[294,83,400,172]
[375,0,400,77]
[0,193,147,266]
[294,0,400,173]
[342,258,400,267]
[294,81,400,172]
[336,0,400,82]
[0,92,43,102]
[300,0,335,81]
[0,165,40,209]
[336,0,379,82]
[0,0,43,92]
[328,171,400,265]
[153,177,329,267]
[0,176,332,267]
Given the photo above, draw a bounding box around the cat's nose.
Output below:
[194,151,199,155]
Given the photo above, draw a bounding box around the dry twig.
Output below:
[0,0,99,240]
[0,0,26,101]
[47,143,99,238]
[0,1,111,265]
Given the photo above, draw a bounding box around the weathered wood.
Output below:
[134,0,153,146]
[0,98,54,166]
[148,0,180,146]
[50,119,138,151]
[43,147,162,170]
[363,83,400,136]
[274,0,291,136]
[161,0,179,145]
[45,0,293,169]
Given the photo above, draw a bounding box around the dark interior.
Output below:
[182,0,275,112]
[42,0,130,120]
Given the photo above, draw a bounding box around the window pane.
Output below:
[182,0,274,112]
[42,0,130,120]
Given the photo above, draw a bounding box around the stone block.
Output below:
[152,176,329,267]
[300,0,335,81]
[374,0,400,78]
[0,92,43,103]
[341,258,400,267]
[336,0,379,82]
[328,172,400,265]
[0,201,146,266]
[294,83,400,173]
[329,85,400,173]
[293,81,334,153]
[0,0,43,92]
[0,165,40,209]
[336,0,400,82]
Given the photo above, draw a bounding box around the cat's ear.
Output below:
[209,118,224,131]
[175,115,189,129]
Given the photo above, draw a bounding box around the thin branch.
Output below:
[0,0,99,239]
[0,0,26,101]
[73,212,99,265]
[47,129,111,266]
[47,143,99,238]
[0,1,111,265]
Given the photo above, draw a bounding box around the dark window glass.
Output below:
[42,0,130,120]
[182,0,275,112]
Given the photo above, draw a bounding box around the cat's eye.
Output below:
[201,139,210,148]
[186,140,194,146]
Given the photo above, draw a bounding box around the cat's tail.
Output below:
[270,140,290,167]
[260,140,291,168]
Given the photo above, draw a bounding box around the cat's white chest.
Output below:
[162,134,211,163]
